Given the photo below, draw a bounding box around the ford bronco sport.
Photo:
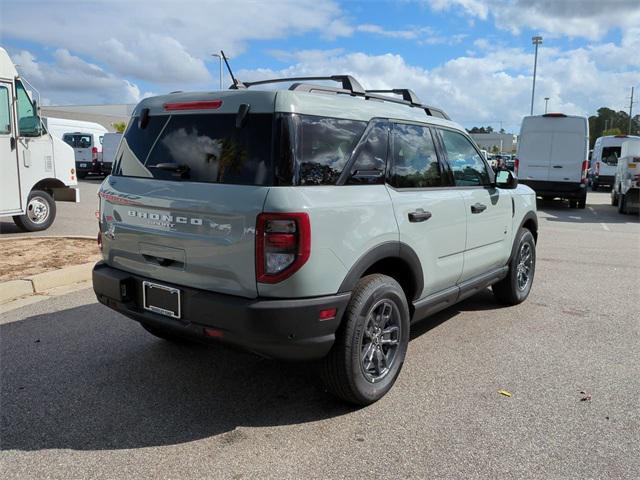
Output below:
[93,75,538,405]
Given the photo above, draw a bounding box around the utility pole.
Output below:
[530,36,543,116]
[628,86,635,135]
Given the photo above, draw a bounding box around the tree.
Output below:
[112,121,127,133]
[467,126,494,134]
[587,108,640,148]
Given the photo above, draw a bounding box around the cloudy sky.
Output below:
[1,0,639,132]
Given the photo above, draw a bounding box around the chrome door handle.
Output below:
[471,203,487,214]
[408,209,432,223]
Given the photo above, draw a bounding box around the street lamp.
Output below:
[211,53,229,90]
[530,36,543,116]
[544,97,550,114]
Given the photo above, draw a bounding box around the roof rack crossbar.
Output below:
[365,89,421,105]
[243,75,365,95]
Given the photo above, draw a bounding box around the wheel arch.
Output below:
[338,242,424,303]
[32,178,67,198]
[508,211,538,264]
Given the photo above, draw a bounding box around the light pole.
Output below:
[544,97,550,114]
[530,36,543,116]
[211,53,223,90]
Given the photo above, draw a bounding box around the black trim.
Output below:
[411,266,508,323]
[519,180,586,198]
[509,211,538,263]
[93,262,351,361]
[337,242,424,301]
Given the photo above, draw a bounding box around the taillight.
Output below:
[595,161,600,175]
[256,212,311,283]
[581,160,589,184]
[514,158,519,175]
[92,146,98,161]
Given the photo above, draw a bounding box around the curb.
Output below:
[0,260,96,304]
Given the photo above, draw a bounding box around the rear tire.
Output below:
[611,190,619,206]
[492,228,536,306]
[577,193,586,209]
[569,199,578,208]
[319,274,410,405]
[618,194,626,214]
[12,190,56,232]
[591,182,599,191]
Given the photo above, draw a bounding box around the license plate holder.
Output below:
[142,281,181,319]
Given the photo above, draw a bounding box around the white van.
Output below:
[44,117,108,178]
[611,138,640,214]
[0,47,78,231]
[100,132,122,174]
[591,135,640,191]
[515,113,589,208]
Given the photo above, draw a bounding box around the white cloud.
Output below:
[12,50,145,105]
[237,40,639,132]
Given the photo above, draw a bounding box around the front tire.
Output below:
[611,190,619,206]
[12,190,56,232]
[492,228,536,305]
[320,274,410,405]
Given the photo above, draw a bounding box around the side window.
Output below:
[389,123,443,188]
[15,80,41,137]
[347,121,388,185]
[439,129,490,186]
[0,86,10,134]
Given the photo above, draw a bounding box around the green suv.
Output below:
[93,75,538,405]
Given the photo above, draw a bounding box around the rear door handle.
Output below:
[471,203,487,214]
[552,165,563,168]
[408,209,432,223]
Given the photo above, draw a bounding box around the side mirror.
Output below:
[495,169,518,189]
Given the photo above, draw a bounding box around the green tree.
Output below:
[112,121,127,133]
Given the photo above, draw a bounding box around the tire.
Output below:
[618,194,626,214]
[141,323,195,344]
[591,182,599,191]
[12,190,56,232]
[319,274,410,405]
[492,228,536,306]
[569,199,578,208]
[611,191,618,206]
[577,194,586,209]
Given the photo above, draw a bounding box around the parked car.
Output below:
[44,117,109,178]
[100,132,122,175]
[592,135,640,191]
[93,75,538,405]
[611,138,640,214]
[515,113,589,208]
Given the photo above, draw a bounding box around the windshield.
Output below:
[601,146,621,166]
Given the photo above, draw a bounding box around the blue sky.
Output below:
[1,0,639,132]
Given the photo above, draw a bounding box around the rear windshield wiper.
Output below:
[151,163,191,178]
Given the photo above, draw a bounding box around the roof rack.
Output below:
[240,75,365,95]
[365,89,421,106]
[235,74,450,120]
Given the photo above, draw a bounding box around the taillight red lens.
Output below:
[595,161,600,175]
[514,158,519,175]
[91,146,98,161]
[581,160,589,183]
[256,212,311,284]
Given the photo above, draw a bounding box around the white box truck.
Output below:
[591,134,640,191]
[0,47,79,231]
[515,113,589,208]
[611,138,640,214]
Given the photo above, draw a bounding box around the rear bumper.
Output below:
[519,180,586,198]
[92,261,350,361]
[594,175,615,186]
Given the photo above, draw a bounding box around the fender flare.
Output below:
[337,241,424,301]
[508,211,538,264]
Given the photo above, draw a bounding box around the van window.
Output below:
[389,123,444,188]
[601,146,621,166]
[280,114,367,186]
[346,121,388,185]
[63,133,93,148]
[439,129,490,186]
[0,86,10,134]
[15,80,41,137]
[115,113,274,185]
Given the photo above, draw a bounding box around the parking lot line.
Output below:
[588,207,597,215]
[600,222,611,231]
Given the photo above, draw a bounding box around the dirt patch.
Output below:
[0,238,100,282]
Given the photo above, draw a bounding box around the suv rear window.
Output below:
[601,146,621,166]
[115,113,274,185]
[63,134,92,148]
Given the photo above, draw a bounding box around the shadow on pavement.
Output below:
[537,198,639,224]
[0,221,21,234]
[0,288,503,452]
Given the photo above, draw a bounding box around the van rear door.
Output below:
[518,127,551,181]
[100,110,275,299]
[548,130,585,183]
[63,133,93,166]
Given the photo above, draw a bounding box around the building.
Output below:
[470,133,518,153]
[41,104,135,131]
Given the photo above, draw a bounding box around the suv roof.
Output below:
[133,75,460,130]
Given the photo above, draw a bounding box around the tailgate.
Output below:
[99,177,268,298]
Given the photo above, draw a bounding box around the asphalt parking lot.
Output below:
[1,191,639,479]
